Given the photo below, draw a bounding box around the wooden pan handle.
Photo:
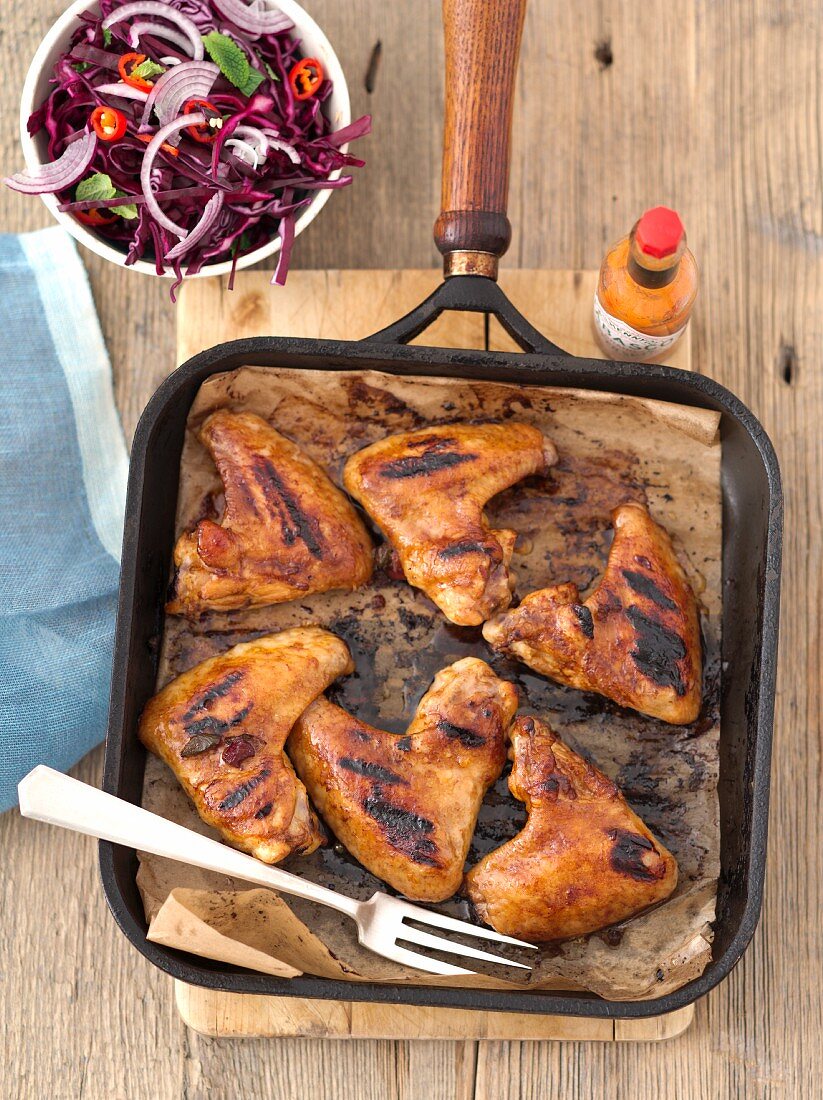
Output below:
[433,0,527,280]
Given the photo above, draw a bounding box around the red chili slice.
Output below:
[288,58,323,100]
[75,208,118,227]
[183,99,222,144]
[118,51,154,92]
[90,106,127,142]
[136,133,180,157]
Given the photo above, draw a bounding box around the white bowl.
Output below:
[19,0,351,278]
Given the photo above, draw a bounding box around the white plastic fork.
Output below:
[18,767,535,977]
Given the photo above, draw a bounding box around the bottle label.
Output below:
[593,293,684,358]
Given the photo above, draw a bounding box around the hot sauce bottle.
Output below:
[593,206,698,362]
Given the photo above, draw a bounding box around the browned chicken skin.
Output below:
[138,628,353,863]
[167,410,373,616]
[466,715,678,942]
[288,658,519,902]
[343,422,557,626]
[483,502,702,724]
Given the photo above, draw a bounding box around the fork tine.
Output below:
[399,903,538,950]
[378,942,474,977]
[398,924,531,970]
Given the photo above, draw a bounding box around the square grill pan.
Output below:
[100,320,781,1019]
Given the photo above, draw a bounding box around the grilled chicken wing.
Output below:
[288,657,519,901]
[167,410,373,616]
[483,502,701,724]
[343,422,557,626]
[466,715,678,941]
[138,627,353,863]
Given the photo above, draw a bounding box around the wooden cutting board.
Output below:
[173,268,694,1042]
[176,268,691,367]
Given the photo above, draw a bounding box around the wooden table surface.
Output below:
[1,1,820,1097]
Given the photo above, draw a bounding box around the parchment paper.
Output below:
[138,366,721,1001]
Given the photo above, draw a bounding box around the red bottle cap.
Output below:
[635,207,685,259]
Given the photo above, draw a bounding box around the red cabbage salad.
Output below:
[5,0,370,292]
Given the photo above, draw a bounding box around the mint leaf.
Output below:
[203,31,251,91]
[239,67,265,97]
[102,27,112,46]
[131,58,165,80]
[76,175,137,218]
[260,57,280,82]
[112,190,138,220]
[76,173,116,203]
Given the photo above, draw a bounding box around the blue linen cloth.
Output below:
[0,227,128,812]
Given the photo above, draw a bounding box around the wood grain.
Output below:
[0,0,820,1097]
[175,267,691,369]
[433,0,527,268]
[175,986,693,1042]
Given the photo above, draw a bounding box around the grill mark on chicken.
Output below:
[395,736,412,752]
[379,452,476,479]
[183,703,252,738]
[250,455,323,557]
[339,757,406,784]
[437,539,488,559]
[572,604,594,638]
[181,671,244,720]
[362,796,440,865]
[622,569,678,610]
[436,719,486,748]
[625,605,687,694]
[607,828,665,882]
[376,437,477,480]
[254,802,273,819]
[217,767,272,811]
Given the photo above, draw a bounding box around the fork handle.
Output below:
[18,767,360,919]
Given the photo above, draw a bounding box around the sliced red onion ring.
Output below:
[225,137,260,169]
[102,2,204,60]
[212,0,293,37]
[140,112,207,236]
[4,132,97,194]
[233,125,269,152]
[96,82,150,102]
[139,60,219,131]
[260,128,300,164]
[129,20,193,55]
[164,191,224,260]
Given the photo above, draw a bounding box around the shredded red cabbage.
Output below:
[14,0,370,290]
